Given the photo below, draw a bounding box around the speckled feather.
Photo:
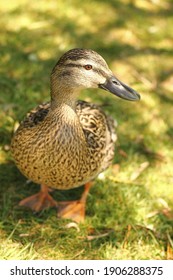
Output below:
[11,100,116,189]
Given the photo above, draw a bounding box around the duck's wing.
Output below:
[76,100,117,171]
[17,102,51,130]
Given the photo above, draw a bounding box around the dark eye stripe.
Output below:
[66,63,82,68]
[93,68,107,78]
[65,63,107,78]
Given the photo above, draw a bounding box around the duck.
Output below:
[11,48,140,222]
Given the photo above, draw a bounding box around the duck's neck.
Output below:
[50,75,80,111]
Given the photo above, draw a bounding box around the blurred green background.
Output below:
[0,0,173,260]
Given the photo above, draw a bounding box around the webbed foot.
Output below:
[57,182,92,223]
[19,184,58,211]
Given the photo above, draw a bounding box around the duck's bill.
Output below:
[99,76,140,101]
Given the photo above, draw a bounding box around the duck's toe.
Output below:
[19,184,58,212]
[57,182,92,223]
[57,200,85,223]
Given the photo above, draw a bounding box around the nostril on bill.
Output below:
[112,80,120,85]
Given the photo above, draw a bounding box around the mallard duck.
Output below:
[11,48,140,222]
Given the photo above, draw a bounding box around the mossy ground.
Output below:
[0,0,173,260]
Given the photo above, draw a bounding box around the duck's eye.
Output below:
[84,65,92,70]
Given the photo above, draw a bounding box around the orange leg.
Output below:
[19,184,58,212]
[57,182,92,223]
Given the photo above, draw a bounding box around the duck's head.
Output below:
[51,48,140,102]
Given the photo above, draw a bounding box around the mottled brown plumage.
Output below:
[11,48,140,222]
[11,100,116,189]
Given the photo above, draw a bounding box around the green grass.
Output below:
[0,0,173,260]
